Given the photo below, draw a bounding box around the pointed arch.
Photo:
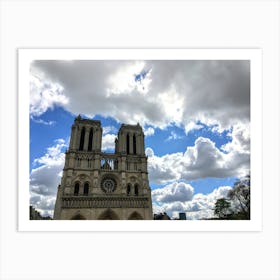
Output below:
[128,212,143,220]
[98,209,119,220]
[79,127,85,151]
[133,134,137,154]
[88,128,93,151]
[127,184,131,196]
[71,213,86,220]
[134,184,139,196]
[83,182,89,195]
[126,133,130,154]
[74,182,80,196]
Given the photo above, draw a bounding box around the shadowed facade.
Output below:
[53,115,153,220]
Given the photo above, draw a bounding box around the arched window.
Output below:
[126,133,130,154]
[74,183,80,196]
[134,184,139,196]
[83,182,89,195]
[133,134,136,154]
[88,128,93,151]
[127,184,131,196]
[79,127,85,151]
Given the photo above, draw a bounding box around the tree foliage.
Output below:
[212,174,250,220]
[214,198,231,219]
[228,174,250,219]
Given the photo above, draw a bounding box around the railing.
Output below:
[61,196,149,208]
[100,153,118,171]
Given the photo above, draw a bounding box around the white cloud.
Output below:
[102,134,116,151]
[144,127,155,137]
[184,121,203,135]
[103,126,117,135]
[147,124,250,184]
[30,139,66,216]
[152,184,233,219]
[31,118,56,126]
[30,74,69,117]
[221,123,250,154]
[107,61,151,96]
[33,139,67,166]
[152,182,194,203]
[147,151,183,184]
[30,60,250,132]
[166,131,183,141]
[145,147,154,157]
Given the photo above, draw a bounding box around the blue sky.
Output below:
[29,60,250,219]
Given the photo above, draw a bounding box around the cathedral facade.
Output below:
[53,116,153,220]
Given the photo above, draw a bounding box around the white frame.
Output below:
[18,48,262,232]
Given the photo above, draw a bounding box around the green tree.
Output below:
[214,198,231,219]
[228,175,250,219]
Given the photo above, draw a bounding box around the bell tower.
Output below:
[69,114,102,152]
[53,116,153,220]
[115,123,145,156]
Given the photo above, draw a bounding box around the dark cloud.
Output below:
[30,59,250,130]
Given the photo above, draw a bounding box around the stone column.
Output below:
[96,128,102,151]
[122,133,126,153]
[69,125,75,149]
[69,125,79,150]
[136,133,141,155]
[141,134,145,154]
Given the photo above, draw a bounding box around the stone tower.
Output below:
[53,115,153,220]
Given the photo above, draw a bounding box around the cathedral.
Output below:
[53,115,153,220]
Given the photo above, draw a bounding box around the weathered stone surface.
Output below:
[53,117,153,220]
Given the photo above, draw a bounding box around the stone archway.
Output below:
[98,209,119,220]
[128,211,143,220]
[71,213,86,220]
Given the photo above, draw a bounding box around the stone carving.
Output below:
[61,197,149,208]
[53,117,153,220]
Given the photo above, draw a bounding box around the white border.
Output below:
[18,48,262,232]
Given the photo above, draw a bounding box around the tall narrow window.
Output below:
[133,134,136,154]
[83,183,89,195]
[88,128,93,151]
[79,127,85,151]
[74,183,80,196]
[134,184,139,196]
[127,184,131,196]
[126,134,130,154]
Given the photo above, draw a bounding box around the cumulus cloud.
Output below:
[153,184,233,219]
[152,182,194,203]
[221,123,250,154]
[102,134,116,151]
[147,123,250,183]
[30,60,250,132]
[144,126,155,137]
[30,139,66,216]
[33,138,67,166]
[30,74,69,117]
